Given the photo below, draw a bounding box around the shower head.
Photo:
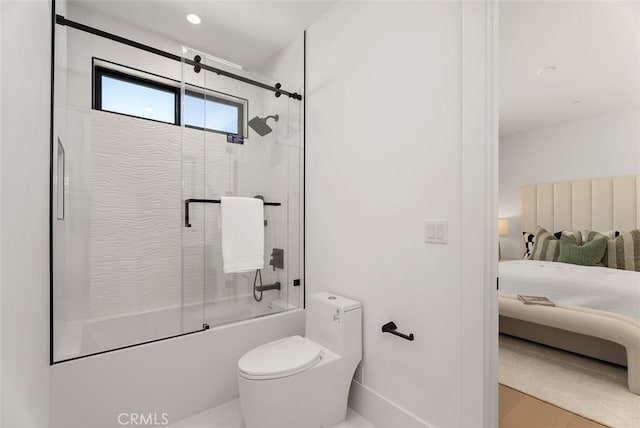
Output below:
[248,114,279,137]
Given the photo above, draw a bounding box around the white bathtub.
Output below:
[56,295,297,361]
[51,308,305,428]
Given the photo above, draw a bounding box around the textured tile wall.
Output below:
[83,109,299,323]
[90,113,182,318]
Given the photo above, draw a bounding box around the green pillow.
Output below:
[580,230,610,266]
[558,235,607,266]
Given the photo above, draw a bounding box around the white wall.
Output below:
[0,0,52,426]
[499,108,640,260]
[0,1,3,422]
[306,1,495,427]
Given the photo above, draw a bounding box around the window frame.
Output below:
[92,61,249,138]
[183,89,245,137]
[93,66,181,125]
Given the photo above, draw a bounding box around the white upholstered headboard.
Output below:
[521,176,640,233]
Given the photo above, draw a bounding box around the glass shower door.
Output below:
[180,48,303,330]
[52,28,203,361]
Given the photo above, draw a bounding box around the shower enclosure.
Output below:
[179,47,303,335]
[51,15,304,362]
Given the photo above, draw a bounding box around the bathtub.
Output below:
[55,295,297,361]
[50,307,305,428]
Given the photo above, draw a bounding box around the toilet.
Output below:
[238,292,362,428]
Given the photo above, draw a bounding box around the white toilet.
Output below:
[238,292,362,428]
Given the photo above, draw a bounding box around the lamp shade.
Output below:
[498,219,509,236]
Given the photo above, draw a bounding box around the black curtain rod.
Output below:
[55,15,302,100]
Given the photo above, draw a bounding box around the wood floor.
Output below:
[499,384,607,428]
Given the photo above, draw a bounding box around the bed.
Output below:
[498,176,640,395]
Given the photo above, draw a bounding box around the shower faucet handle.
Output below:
[269,248,284,271]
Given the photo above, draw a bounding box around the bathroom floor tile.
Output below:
[167,399,375,428]
[167,399,245,428]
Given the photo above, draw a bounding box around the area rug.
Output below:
[499,334,640,428]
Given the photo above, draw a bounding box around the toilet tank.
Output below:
[305,292,362,360]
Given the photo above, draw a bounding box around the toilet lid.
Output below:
[238,335,322,378]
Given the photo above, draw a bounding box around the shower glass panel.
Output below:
[51,21,205,362]
[181,48,303,329]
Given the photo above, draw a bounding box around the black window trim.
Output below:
[183,89,245,137]
[94,65,180,125]
[92,59,249,137]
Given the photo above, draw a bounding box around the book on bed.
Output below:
[517,295,555,306]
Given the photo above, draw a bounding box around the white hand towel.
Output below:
[221,196,264,273]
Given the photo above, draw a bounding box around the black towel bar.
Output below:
[184,198,281,227]
[382,321,414,341]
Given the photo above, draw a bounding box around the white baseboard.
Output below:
[348,380,432,428]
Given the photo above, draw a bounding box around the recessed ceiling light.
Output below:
[537,66,556,75]
[186,14,201,25]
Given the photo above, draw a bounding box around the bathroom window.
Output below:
[183,91,244,135]
[94,67,179,124]
[93,62,247,136]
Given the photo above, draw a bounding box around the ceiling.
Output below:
[500,1,639,137]
[65,1,639,137]
[67,0,337,70]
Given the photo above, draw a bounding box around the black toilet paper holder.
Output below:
[381,321,414,341]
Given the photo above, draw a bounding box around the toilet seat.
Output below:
[238,335,322,380]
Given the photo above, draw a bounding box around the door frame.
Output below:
[461,0,499,426]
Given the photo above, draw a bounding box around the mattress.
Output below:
[499,260,640,321]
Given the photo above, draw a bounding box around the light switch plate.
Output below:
[424,219,448,244]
